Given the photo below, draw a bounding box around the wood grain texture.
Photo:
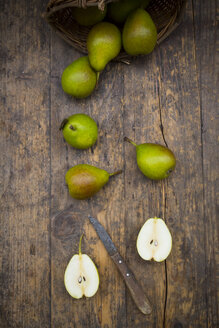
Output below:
[50,33,126,327]
[0,1,51,327]
[192,1,219,326]
[123,53,167,328]
[0,0,218,327]
[157,1,207,326]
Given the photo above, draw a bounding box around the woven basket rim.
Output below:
[44,0,188,63]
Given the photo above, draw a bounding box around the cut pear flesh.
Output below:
[137,218,172,262]
[64,235,99,299]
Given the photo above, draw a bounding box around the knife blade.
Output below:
[88,215,152,315]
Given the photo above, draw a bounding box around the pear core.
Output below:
[137,218,172,262]
[64,235,99,299]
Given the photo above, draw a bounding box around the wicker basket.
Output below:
[44,0,187,62]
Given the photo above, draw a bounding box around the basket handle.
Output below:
[44,0,106,20]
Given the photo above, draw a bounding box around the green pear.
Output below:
[60,114,98,149]
[108,0,151,25]
[61,56,97,98]
[87,22,122,72]
[124,137,176,180]
[72,6,107,26]
[65,164,122,199]
[64,234,99,299]
[122,8,157,55]
[108,0,142,25]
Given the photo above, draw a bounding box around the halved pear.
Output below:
[136,218,172,262]
[64,235,99,299]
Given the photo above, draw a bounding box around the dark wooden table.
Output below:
[0,1,218,327]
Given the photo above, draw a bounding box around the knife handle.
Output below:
[111,252,152,315]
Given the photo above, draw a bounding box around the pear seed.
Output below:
[154,240,158,246]
[78,276,82,283]
[150,240,153,245]
[83,276,86,282]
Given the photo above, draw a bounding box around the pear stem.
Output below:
[79,233,84,255]
[96,72,100,88]
[124,137,137,147]
[59,118,68,131]
[109,170,123,177]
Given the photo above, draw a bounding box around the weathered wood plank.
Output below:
[0,1,51,327]
[157,1,209,326]
[123,54,167,327]
[50,34,126,327]
[192,0,219,326]
[1,0,218,327]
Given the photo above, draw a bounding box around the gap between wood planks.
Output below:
[191,1,209,326]
[162,182,168,328]
[157,64,168,328]
[49,26,52,328]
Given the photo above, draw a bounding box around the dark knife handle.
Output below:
[111,252,152,315]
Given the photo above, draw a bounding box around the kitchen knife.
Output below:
[88,215,152,315]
